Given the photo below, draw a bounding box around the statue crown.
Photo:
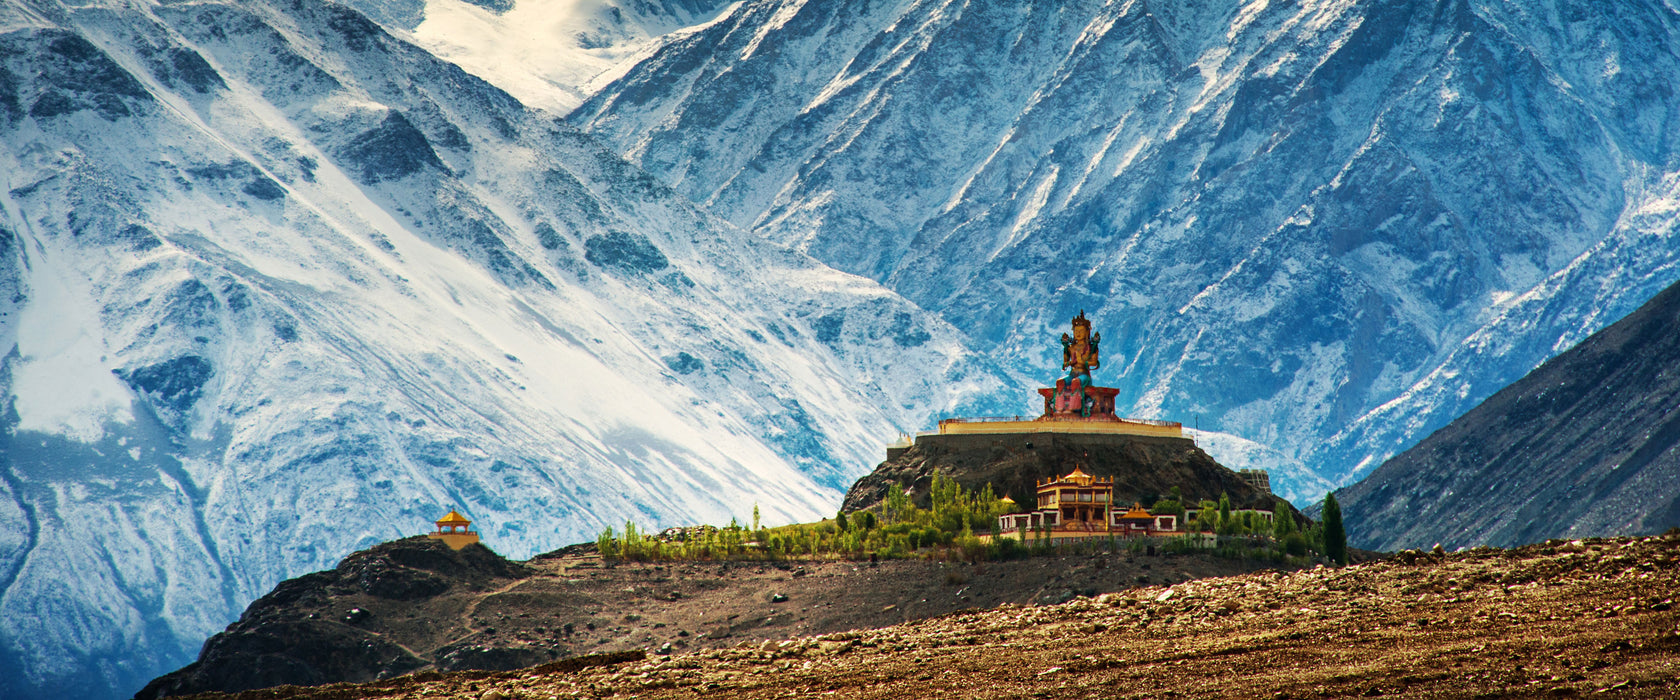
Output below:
[1070,310,1091,330]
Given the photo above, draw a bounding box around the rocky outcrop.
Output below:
[842,431,1285,515]
[135,537,532,699]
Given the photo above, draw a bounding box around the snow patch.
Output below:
[10,239,133,443]
[411,0,737,113]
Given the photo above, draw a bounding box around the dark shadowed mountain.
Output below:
[1335,278,1680,551]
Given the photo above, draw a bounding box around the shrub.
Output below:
[1282,532,1308,557]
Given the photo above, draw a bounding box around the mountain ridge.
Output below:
[1334,277,1680,551]
[572,0,1680,497]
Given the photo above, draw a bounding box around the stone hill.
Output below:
[135,537,1304,698]
[136,537,533,699]
[842,431,1285,516]
[175,535,1680,699]
[1336,278,1680,551]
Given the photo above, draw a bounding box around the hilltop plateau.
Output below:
[174,534,1679,699]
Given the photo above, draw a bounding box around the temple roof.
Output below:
[1118,503,1154,520]
[436,510,471,525]
[1040,465,1112,488]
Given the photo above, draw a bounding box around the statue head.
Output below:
[1070,310,1092,341]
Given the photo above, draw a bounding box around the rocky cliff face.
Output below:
[572,0,1680,499]
[1335,278,1680,551]
[0,1,1023,698]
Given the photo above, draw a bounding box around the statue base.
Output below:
[1038,377,1120,419]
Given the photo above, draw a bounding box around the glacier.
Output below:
[572,0,1680,495]
[0,0,1022,698]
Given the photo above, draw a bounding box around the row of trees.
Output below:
[1144,487,1347,565]
[594,478,1349,565]
[595,476,1019,562]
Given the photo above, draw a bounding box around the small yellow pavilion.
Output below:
[428,509,480,550]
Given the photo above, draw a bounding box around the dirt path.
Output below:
[438,577,539,651]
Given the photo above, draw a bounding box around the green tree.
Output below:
[886,483,912,525]
[753,504,761,531]
[1151,498,1184,517]
[1217,492,1232,527]
[1193,500,1219,532]
[861,511,877,530]
[622,521,640,559]
[836,510,850,532]
[1323,492,1348,566]
[1272,499,1296,539]
[597,525,617,558]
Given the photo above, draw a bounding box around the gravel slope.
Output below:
[191,534,1678,699]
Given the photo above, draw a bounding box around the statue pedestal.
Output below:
[1038,378,1120,419]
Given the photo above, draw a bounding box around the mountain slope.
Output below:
[571,0,1680,497]
[0,1,1021,698]
[402,0,738,113]
[1335,278,1680,551]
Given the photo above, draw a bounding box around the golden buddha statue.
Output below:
[1061,310,1101,384]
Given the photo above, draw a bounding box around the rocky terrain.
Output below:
[1337,277,1680,551]
[843,431,1284,514]
[179,534,1680,699]
[138,536,1310,698]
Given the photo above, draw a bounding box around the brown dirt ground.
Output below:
[264,545,1296,671]
[193,534,1680,699]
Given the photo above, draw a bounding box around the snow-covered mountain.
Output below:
[0,1,1022,698]
[572,0,1680,497]
[349,0,737,112]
